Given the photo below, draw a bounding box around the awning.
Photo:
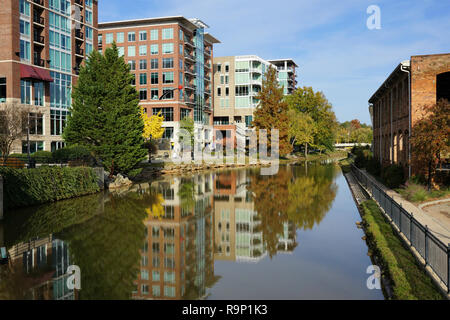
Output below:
[20,65,53,82]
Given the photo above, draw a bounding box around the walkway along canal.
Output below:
[0,163,384,300]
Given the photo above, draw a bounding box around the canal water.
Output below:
[0,163,384,300]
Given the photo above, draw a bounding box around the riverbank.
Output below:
[342,166,446,300]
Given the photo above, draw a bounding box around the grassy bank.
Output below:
[0,166,100,210]
[360,200,445,300]
[396,183,450,204]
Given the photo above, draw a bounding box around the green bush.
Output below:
[8,153,29,162]
[32,151,53,164]
[353,147,372,169]
[382,164,406,189]
[53,146,92,162]
[0,166,100,209]
[366,157,381,177]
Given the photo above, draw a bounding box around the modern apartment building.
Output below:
[0,0,98,153]
[212,55,298,148]
[98,17,220,155]
[268,59,298,95]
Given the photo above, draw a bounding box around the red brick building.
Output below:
[369,53,450,178]
[0,0,98,153]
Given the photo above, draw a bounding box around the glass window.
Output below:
[139,31,147,41]
[152,226,159,238]
[20,0,30,15]
[34,82,44,106]
[116,32,124,43]
[150,29,158,40]
[20,20,30,36]
[0,78,6,103]
[151,72,158,84]
[139,59,147,70]
[117,47,124,57]
[153,108,173,121]
[22,141,44,154]
[128,46,136,57]
[20,40,30,61]
[162,72,174,84]
[164,271,175,283]
[85,27,93,40]
[150,88,159,100]
[164,286,175,297]
[152,271,160,281]
[128,60,136,71]
[162,127,173,139]
[85,10,93,25]
[179,29,183,40]
[141,284,149,295]
[150,58,158,69]
[128,32,135,42]
[162,28,173,40]
[162,43,174,54]
[139,45,147,56]
[162,58,174,69]
[20,80,32,104]
[152,286,160,297]
[28,113,44,135]
[139,89,147,100]
[106,33,114,44]
[139,73,147,85]
[150,44,158,55]
[141,270,149,280]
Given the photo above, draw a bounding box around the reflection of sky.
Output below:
[209,174,384,300]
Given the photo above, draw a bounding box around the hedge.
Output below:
[0,166,100,210]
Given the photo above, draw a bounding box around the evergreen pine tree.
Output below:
[253,67,292,156]
[64,44,147,175]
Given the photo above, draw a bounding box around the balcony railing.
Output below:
[184,97,196,105]
[75,30,84,39]
[33,16,45,25]
[184,83,196,90]
[74,0,84,6]
[184,66,196,75]
[33,35,44,44]
[34,57,44,67]
[184,52,196,61]
[33,0,44,6]
[184,37,195,47]
[204,48,211,56]
[75,47,84,56]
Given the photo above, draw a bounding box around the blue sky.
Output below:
[99,0,450,124]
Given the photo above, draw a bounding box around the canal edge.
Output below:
[342,170,394,300]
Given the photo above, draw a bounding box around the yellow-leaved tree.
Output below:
[141,108,164,161]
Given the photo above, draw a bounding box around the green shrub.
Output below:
[8,153,29,162]
[0,166,100,209]
[366,157,381,177]
[32,151,53,164]
[382,164,406,189]
[53,146,92,162]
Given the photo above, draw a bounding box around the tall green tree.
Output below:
[253,67,292,156]
[64,44,147,175]
[287,109,316,157]
[286,86,338,151]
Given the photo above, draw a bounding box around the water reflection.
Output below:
[0,164,342,300]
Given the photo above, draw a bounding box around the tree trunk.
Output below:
[304,143,308,158]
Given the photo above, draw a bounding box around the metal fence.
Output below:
[351,164,450,294]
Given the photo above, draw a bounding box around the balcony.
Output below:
[33,0,44,5]
[184,83,196,91]
[184,51,196,61]
[74,0,84,6]
[184,97,196,105]
[33,35,45,45]
[204,63,211,70]
[204,75,211,82]
[184,66,196,76]
[204,48,211,56]
[75,47,84,57]
[33,57,44,67]
[204,88,211,95]
[184,37,195,47]
[33,16,45,26]
[75,30,84,40]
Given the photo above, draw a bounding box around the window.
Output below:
[161,88,174,100]
[150,44,158,55]
[179,29,183,40]
[128,60,136,71]
[116,32,124,43]
[22,141,43,154]
[50,72,71,109]
[139,59,147,70]
[20,20,30,36]
[164,244,175,255]
[152,226,160,238]
[245,115,253,127]
[85,10,93,25]
[217,87,221,96]
[150,88,159,100]
[98,34,102,46]
[220,76,224,85]
[141,256,148,267]
[151,73,158,84]
[139,31,147,41]
[150,29,158,40]
[105,33,113,44]
[152,243,160,254]
[152,257,159,268]
[225,64,229,72]
[164,257,175,269]
[164,286,175,297]
[20,80,32,104]
[141,270,149,280]
[153,108,173,121]
[152,271,160,281]
[28,113,44,135]
[86,0,93,8]
[179,59,183,69]
[162,43,174,54]
[34,82,44,106]
[151,58,158,69]
[163,228,175,239]
[162,72,174,84]
[217,64,222,72]
[20,0,30,16]
[179,44,183,55]
[141,285,149,295]
[162,58,174,69]
[50,110,68,136]
[162,28,173,40]
[128,46,136,57]
[164,271,175,283]
[20,40,30,61]
[139,89,147,100]
[225,75,229,84]
[139,73,147,85]
[139,45,147,56]
[180,109,190,120]
[152,286,160,297]
[128,32,135,42]
[0,78,6,103]
[235,85,249,96]
[162,127,173,139]
[117,47,124,57]
[85,27,93,40]
[86,43,93,55]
